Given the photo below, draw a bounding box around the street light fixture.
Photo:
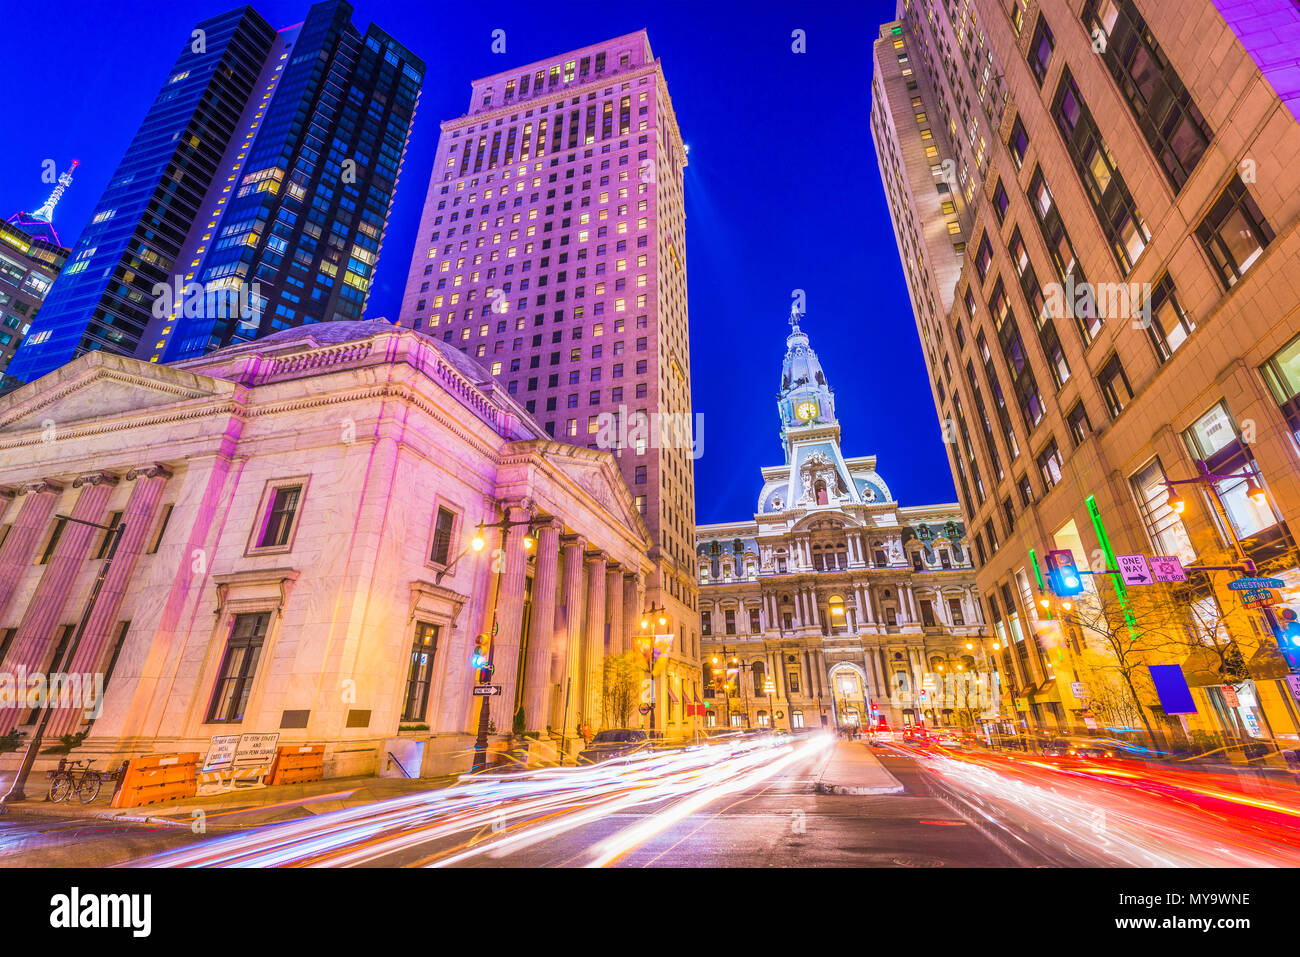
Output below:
[637,603,674,739]
[1163,459,1290,659]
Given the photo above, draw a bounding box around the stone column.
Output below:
[582,551,607,728]
[5,474,116,676]
[522,521,560,733]
[554,535,586,732]
[606,565,624,658]
[0,481,63,628]
[48,467,171,737]
[622,573,640,656]
[809,589,821,627]
[489,506,530,732]
[0,475,116,734]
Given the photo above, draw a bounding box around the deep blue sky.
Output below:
[2,0,956,522]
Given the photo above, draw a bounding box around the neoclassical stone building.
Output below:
[0,319,667,779]
[696,313,1001,731]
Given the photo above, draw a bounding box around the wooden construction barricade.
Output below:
[268,744,325,785]
[110,753,199,809]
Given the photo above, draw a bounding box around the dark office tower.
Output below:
[5,1,423,384]
[4,7,277,385]
[150,2,424,361]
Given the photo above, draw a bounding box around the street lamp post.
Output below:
[764,675,776,730]
[709,652,732,730]
[2,515,124,807]
[469,506,539,773]
[638,604,669,741]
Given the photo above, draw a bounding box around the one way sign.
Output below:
[1117,554,1153,585]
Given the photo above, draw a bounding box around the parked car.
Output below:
[577,729,650,764]
[1040,738,1072,756]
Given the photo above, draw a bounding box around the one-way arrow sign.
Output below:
[472,685,503,696]
[1117,554,1153,585]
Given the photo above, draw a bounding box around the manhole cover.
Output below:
[890,856,946,867]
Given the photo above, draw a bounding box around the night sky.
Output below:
[3,0,957,523]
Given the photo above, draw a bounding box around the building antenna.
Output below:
[31,159,79,224]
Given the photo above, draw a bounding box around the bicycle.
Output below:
[46,758,103,804]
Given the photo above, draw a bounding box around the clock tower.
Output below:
[778,306,839,462]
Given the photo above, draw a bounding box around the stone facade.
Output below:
[695,313,999,733]
[871,0,1300,747]
[0,320,654,779]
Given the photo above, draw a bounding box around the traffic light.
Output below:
[471,633,492,670]
[1278,609,1300,669]
[1044,549,1084,597]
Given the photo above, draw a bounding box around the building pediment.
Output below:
[506,439,651,548]
[0,352,233,436]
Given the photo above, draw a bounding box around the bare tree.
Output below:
[1066,584,1187,749]
[601,652,641,730]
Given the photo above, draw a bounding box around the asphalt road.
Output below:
[10,735,1296,868]
[0,738,1017,868]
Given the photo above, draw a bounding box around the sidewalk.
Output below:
[0,772,462,830]
[814,740,905,795]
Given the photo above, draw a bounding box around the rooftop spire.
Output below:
[31,160,79,224]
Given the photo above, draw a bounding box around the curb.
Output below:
[814,781,905,796]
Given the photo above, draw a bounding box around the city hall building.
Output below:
[0,319,659,779]
[695,314,998,732]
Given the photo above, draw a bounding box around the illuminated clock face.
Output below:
[795,400,819,422]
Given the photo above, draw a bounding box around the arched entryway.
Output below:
[828,661,871,730]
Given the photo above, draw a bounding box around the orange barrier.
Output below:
[110,753,199,808]
[268,744,325,785]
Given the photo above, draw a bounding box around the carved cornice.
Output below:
[213,568,300,616]
[0,402,238,452]
[126,464,174,482]
[72,471,119,488]
[0,365,221,432]
[408,579,470,625]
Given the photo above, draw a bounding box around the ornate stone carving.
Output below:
[126,464,174,481]
[18,479,63,496]
[72,471,119,488]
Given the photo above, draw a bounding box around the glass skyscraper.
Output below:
[4,6,277,385]
[5,0,422,384]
